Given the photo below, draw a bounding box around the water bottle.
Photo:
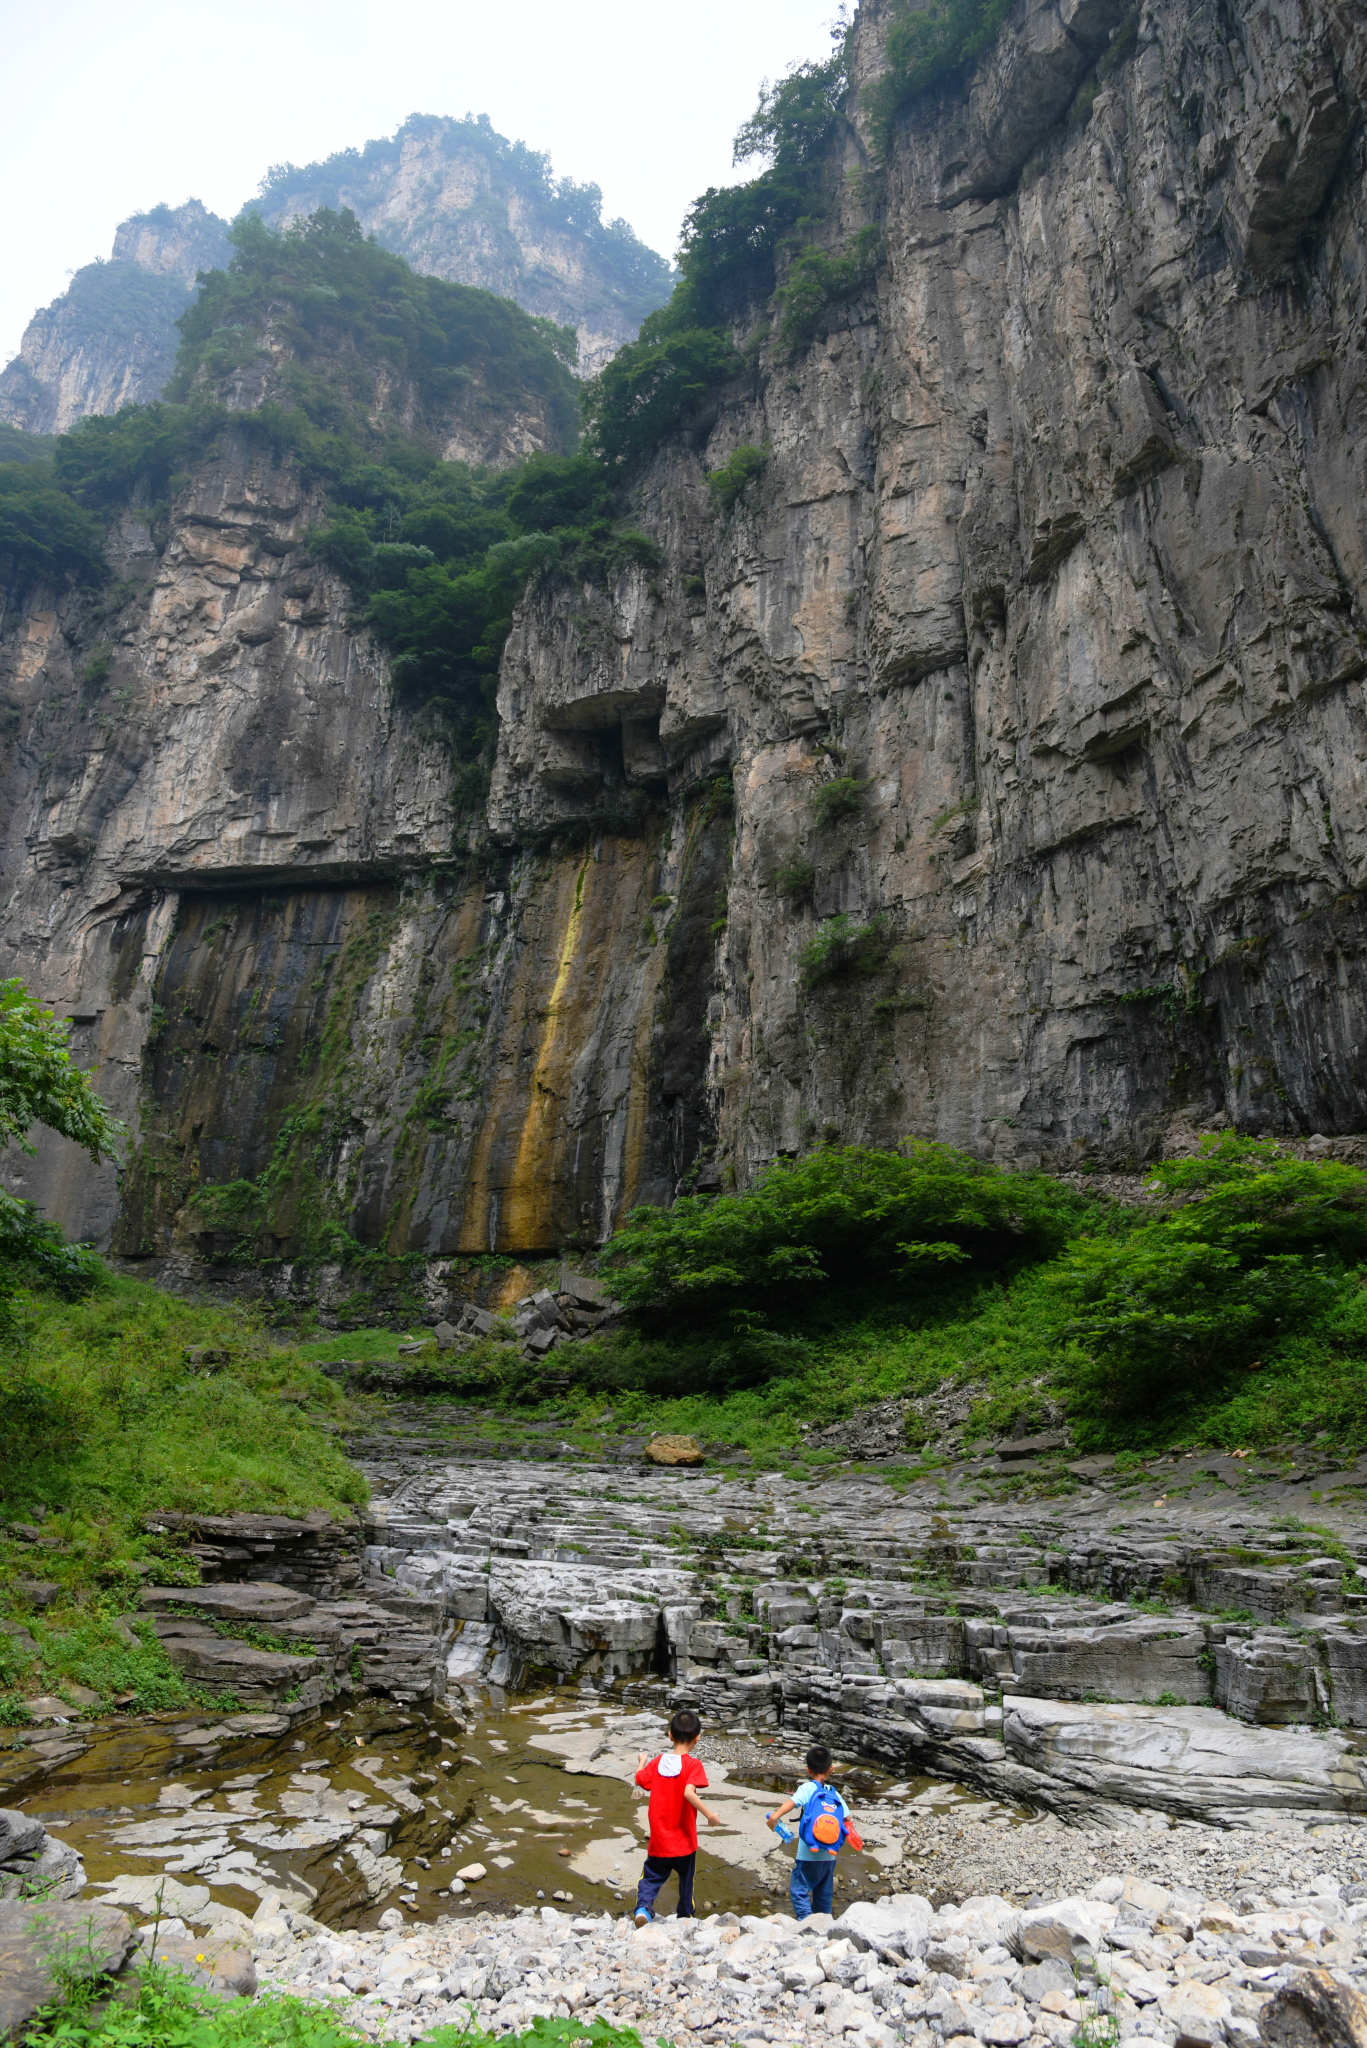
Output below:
[767,1813,794,1843]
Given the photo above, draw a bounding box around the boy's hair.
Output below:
[670,1708,703,1744]
[805,1744,833,1776]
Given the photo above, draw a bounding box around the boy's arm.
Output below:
[683,1781,721,1825]
[766,1795,799,1826]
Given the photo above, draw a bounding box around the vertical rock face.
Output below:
[2,0,1366,1272]
[0,447,725,1258]
[490,0,1367,1178]
[255,116,675,378]
[0,202,231,433]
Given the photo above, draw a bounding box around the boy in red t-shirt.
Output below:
[632,1708,720,1922]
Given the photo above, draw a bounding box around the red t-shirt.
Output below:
[635,1752,709,1856]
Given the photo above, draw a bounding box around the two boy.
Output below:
[632,1713,852,1925]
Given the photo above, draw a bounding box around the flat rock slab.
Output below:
[0,1900,133,2041]
[140,1581,315,1622]
[92,1876,211,1917]
[1003,1697,1367,1819]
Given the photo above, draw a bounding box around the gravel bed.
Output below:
[166,1852,1367,2048]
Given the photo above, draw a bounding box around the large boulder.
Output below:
[833,1894,935,1954]
[1259,1969,1367,2048]
[1017,1898,1111,1961]
[0,1811,84,1903]
[0,1901,133,2040]
[645,1435,704,1467]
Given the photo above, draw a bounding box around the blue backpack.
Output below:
[798,1784,848,1855]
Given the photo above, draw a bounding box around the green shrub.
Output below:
[811,776,871,827]
[605,1139,1084,1326]
[775,228,881,355]
[0,465,106,595]
[773,858,816,899]
[708,442,769,514]
[0,1195,105,1300]
[584,37,850,469]
[798,912,891,984]
[1051,1137,1367,1422]
[584,322,738,470]
[866,0,1017,152]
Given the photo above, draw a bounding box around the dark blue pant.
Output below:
[790,1858,835,1919]
[635,1851,696,1918]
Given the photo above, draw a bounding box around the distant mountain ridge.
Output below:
[0,113,674,435]
[0,202,231,434]
[256,113,675,376]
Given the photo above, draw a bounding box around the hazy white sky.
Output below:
[0,0,841,366]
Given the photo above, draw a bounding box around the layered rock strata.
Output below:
[354,1419,1367,1830]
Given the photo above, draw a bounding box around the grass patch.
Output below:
[23,1960,660,2048]
[0,1267,368,1714]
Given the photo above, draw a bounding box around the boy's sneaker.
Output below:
[634,1908,653,1927]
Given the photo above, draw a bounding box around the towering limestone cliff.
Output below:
[0,203,232,434]
[0,116,673,436]
[1,0,1364,1305]
[255,114,676,376]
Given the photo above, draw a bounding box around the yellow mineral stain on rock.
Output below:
[454,837,662,1255]
[500,852,589,1251]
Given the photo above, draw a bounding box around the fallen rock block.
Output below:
[645,1435,704,1467]
[1160,1977,1233,2046]
[994,1433,1069,1461]
[834,1895,934,1954]
[0,1900,134,2041]
[1018,1898,1108,1960]
[134,1930,256,2000]
[1258,1969,1367,2048]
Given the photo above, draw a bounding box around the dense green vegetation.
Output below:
[32,258,200,351]
[386,1136,1367,1464]
[169,209,579,436]
[258,109,676,326]
[0,424,57,466]
[27,1962,650,2048]
[866,0,1018,150]
[0,979,364,1720]
[0,1272,366,1720]
[0,464,106,597]
[21,210,667,780]
[310,449,658,756]
[584,44,852,469]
